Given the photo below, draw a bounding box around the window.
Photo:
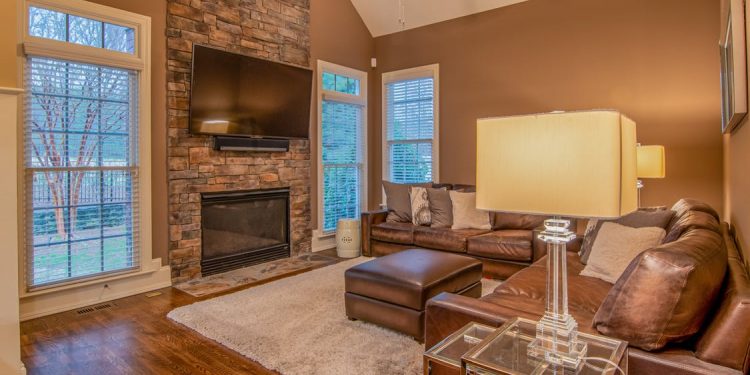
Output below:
[317,61,367,233]
[382,64,439,184]
[22,0,151,290]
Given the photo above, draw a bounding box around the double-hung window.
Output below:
[317,61,367,233]
[21,0,151,290]
[382,64,439,184]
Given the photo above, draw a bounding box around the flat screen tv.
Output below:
[189,45,312,139]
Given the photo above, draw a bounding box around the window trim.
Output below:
[18,0,153,295]
[381,64,440,198]
[316,60,368,236]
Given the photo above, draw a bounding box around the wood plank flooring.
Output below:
[21,249,344,375]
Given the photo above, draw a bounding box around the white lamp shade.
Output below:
[637,145,666,178]
[476,110,638,219]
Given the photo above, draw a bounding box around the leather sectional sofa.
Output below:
[424,199,750,374]
[361,184,574,279]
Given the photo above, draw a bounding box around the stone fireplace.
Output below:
[166,0,312,283]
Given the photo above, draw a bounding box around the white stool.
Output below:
[336,219,361,258]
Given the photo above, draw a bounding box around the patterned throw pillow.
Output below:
[409,186,431,226]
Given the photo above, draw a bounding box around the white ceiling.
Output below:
[350,0,528,37]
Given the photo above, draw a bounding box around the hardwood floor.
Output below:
[21,250,344,375]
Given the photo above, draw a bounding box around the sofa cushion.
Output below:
[450,191,491,230]
[580,222,666,283]
[383,181,432,223]
[409,186,432,225]
[694,224,750,373]
[488,253,612,317]
[414,226,490,253]
[492,213,547,231]
[345,249,483,310]
[663,210,720,244]
[467,230,534,262]
[426,188,453,228]
[593,228,727,351]
[580,209,673,264]
[371,222,415,245]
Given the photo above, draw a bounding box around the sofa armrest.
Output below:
[531,221,583,261]
[361,209,387,257]
[425,293,506,348]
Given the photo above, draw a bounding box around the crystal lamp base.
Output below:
[527,218,588,371]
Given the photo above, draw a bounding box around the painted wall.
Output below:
[0,1,18,88]
[309,0,374,233]
[0,2,23,373]
[371,0,723,215]
[724,0,750,268]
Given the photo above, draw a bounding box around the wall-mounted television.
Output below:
[189,45,312,139]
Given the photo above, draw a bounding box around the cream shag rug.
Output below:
[168,257,501,375]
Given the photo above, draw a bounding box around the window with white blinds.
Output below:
[318,61,367,234]
[22,1,150,290]
[383,65,439,184]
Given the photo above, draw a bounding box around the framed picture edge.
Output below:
[720,0,748,134]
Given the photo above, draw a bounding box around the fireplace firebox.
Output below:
[200,188,291,276]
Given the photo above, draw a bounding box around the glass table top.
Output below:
[463,318,627,375]
[425,322,497,367]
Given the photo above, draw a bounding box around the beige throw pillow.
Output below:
[580,222,666,283]
[449,191,491,230]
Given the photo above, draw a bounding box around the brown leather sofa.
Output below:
[361,184,577,279]
[425,199,750,374]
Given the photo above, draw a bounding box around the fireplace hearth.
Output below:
[200,188,291,276]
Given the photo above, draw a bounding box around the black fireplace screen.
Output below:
[200,188,290,275]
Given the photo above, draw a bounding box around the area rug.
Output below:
[168,257,502,375]
[174,252,340,297]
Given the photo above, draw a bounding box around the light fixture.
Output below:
[636,145,666,207]
[476,110,637,371]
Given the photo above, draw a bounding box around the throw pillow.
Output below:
[426,188,453,228]
[450,191,491,230]
[383,181,432,223]
[409,187,431,226]
[579,209,673,264]
[580,222,666,283]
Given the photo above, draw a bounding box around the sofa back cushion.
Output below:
[663,199,720,243]
[694,224,750,373]
[593,228,727,351]
[492,212,547,231]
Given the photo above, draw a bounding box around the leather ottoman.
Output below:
[344,249,483,341]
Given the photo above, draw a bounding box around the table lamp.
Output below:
[476,110,638,371]
[636,145,666,207]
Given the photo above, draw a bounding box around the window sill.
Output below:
[20,258,163,299]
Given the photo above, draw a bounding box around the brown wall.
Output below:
[309,0,374,231]
[724,2,750,268]
[0,0,18,88]
[88,0,169,264]
[371,0,724,216]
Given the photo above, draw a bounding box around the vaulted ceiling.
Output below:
[349,0,528,37]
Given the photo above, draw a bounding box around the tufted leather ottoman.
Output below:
[344,249,483,341]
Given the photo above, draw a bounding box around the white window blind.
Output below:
[385,76,435,183]
[321,100,363,232]
[23,5,142,290]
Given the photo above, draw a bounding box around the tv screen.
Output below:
[189,45,312,139]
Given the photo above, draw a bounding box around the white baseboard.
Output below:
[19,259,172,321]
[312,229,336,252]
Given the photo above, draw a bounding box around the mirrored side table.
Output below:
[462,318,628,375]
[424,322,496,375]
